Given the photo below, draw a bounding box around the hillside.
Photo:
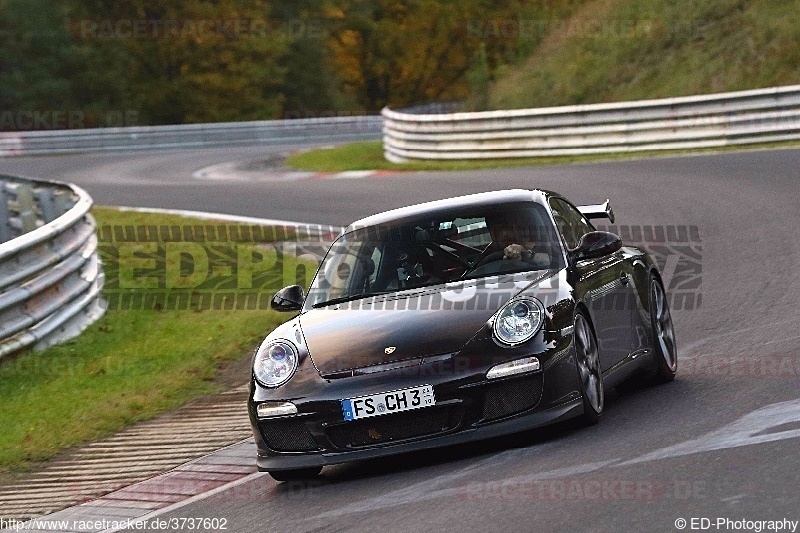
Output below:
[480,0,800,110]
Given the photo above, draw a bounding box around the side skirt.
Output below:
[601,348,652,388]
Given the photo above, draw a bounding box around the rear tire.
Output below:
[649,276,677,384]
[267,467,322,482]
[573,311,604,425]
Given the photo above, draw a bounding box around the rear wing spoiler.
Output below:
[577,199,615,224]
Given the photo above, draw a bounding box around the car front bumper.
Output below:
[249,325,585,472]
[255,396,583,471]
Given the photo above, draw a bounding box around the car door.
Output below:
[549,198,634,372]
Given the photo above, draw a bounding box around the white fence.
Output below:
[382,85,800,162]
[4,87,800,161]
[0,116,382,156]
[0,175,104,358]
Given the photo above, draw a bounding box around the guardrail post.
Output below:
[13,182,39,234]
[0,184,11,244]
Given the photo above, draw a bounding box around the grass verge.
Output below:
[286,139,800,173]
[483,0,800,111]
[0,207,307,474]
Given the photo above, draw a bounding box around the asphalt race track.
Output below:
[2,146,799,532]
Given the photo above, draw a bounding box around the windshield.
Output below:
[304,202,565,309]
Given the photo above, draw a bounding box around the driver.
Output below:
[487,215,537,259]
[469,214,549,271]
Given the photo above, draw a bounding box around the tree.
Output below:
[270,0,358,117]
[0,0,83,126]
[324,0,533,110]
[66,0,289,124]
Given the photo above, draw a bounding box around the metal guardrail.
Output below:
[0,175,104,358]
[382,85,800,161]
[0,116,383,156]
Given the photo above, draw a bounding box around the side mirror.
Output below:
[569,231,622,262]
[271,285,305,312]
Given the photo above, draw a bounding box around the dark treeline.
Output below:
[0,0,587,128]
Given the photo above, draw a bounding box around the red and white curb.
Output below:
[310,170,398,180]
[192,160,398,182]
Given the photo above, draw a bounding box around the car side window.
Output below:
[549,198,595,249]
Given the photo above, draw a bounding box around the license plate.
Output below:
[341,385,435,421]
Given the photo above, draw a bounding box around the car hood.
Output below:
[299,272,554,375]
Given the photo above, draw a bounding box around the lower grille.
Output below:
[259,418,318,452]
[327,406,460,448]
[481,374,543,422]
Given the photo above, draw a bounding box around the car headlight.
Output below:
[253,340,298,388]
[493,298,545,346]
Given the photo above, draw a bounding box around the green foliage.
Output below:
[65,0,289,124]
[485,0,800,109]
[3,0,799,125]
[0,1,82,111]
[321,0,574,110]
[466,43,490,111]
[1,0,289,125]
[1,0,590,124]
[271,1,355,116]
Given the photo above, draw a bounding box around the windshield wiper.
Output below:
[312,291,391,308]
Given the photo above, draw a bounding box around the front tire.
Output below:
[574,312,604,425]
[649,276,677,383]
[267,467,322,482]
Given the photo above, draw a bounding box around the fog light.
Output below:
[257,402,298,418]
[486,357,540,379]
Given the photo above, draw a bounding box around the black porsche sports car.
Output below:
[249,189,677,481]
